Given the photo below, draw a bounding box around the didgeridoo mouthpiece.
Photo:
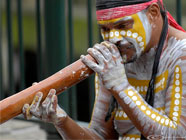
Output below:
[0,55,95,124]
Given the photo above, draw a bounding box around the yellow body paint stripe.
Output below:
[124,88,176,129]
[98,16,126,25]
[155,70,169,93]
[128,70,168,95]
[115,109,129,120]
[169,65,182,125]
[130,14,146,48]
[100,13,146,51]
[156,107,166,114]
[115,107,165,121]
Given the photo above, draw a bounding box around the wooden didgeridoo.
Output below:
[0,55,95,124]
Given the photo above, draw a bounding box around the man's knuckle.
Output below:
[30,107,35,113]
[42,102,47,108]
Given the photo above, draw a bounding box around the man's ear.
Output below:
[146,3,161,23]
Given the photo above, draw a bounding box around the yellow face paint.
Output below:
[99,11,151,55]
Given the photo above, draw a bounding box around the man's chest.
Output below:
[113,69,169,135]
[127,69,169,96]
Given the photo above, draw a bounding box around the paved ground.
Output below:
[0,117,89,140]
[0,119,47,140]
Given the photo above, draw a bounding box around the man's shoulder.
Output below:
[159,37,186,72]
[168,37,186,49]
[163,37,186,57]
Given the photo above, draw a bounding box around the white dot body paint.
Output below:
[132,33,138,38]
[127,31,132,37]
[137,36,142,42]
[110,31,114,37]
[175,80,180,85]
[115,31,119,37]
[120,31,126,36]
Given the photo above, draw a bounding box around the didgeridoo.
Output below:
[0,55,95,124]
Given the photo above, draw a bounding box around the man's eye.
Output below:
[101,27,109,32]
[117,24,126,29]
[116,22,134,30]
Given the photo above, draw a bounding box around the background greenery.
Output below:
[2,0,186,59]
[1,0,186,129]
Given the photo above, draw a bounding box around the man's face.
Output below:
[98,10,152,63]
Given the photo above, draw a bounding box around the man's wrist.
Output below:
[113,82,130,92]
[111,82,130,96]
[54,114,68,127]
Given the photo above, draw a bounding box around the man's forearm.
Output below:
[112,86,186,138]
[55,116,102,140]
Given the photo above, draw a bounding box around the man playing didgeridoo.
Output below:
[22,0,186,139]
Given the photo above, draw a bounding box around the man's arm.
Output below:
[55,74,118,139]
[81,40,186,138]
[23,78,118,139]
[112,45,186,138]
[88,74,119,139]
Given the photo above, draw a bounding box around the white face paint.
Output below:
[100,10,152,63]
[137,10,152,48]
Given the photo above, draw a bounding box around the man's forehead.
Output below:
[98,16,133,25]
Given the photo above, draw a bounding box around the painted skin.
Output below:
[22,88,67,125]
[98,10,152,64]
[84,38,186,139]
[23,4,186,140]
[81,9,186,139]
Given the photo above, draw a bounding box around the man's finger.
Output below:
[87,48,106,65]
[102,41,120,58]
[42,89,56,115]
[22,104,32,120]
[81,55,102,73]
[30,92,43,117]
[49,95,58,114]
[32,82,38,86]
[94,44,112,61]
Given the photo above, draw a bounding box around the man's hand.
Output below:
[22,89,67,125]
[81,41,129,93]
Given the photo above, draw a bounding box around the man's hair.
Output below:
[96,0,152,10]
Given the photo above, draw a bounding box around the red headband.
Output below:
[96,0,185,32]
[96,0,158,21]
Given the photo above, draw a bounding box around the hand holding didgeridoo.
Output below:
[20,41,120,140]
[0,55,95,125]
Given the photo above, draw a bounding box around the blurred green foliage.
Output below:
[1,0,186,58]
[164,0,186,16]
[2,13,99,57]
[2,12,37,50]
[73,17,99,57]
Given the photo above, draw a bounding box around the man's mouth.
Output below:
[117,39,137,63]
[118,39,132,49]
[117,39,135,55]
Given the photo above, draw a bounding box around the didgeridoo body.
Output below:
[0,55,95,124]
